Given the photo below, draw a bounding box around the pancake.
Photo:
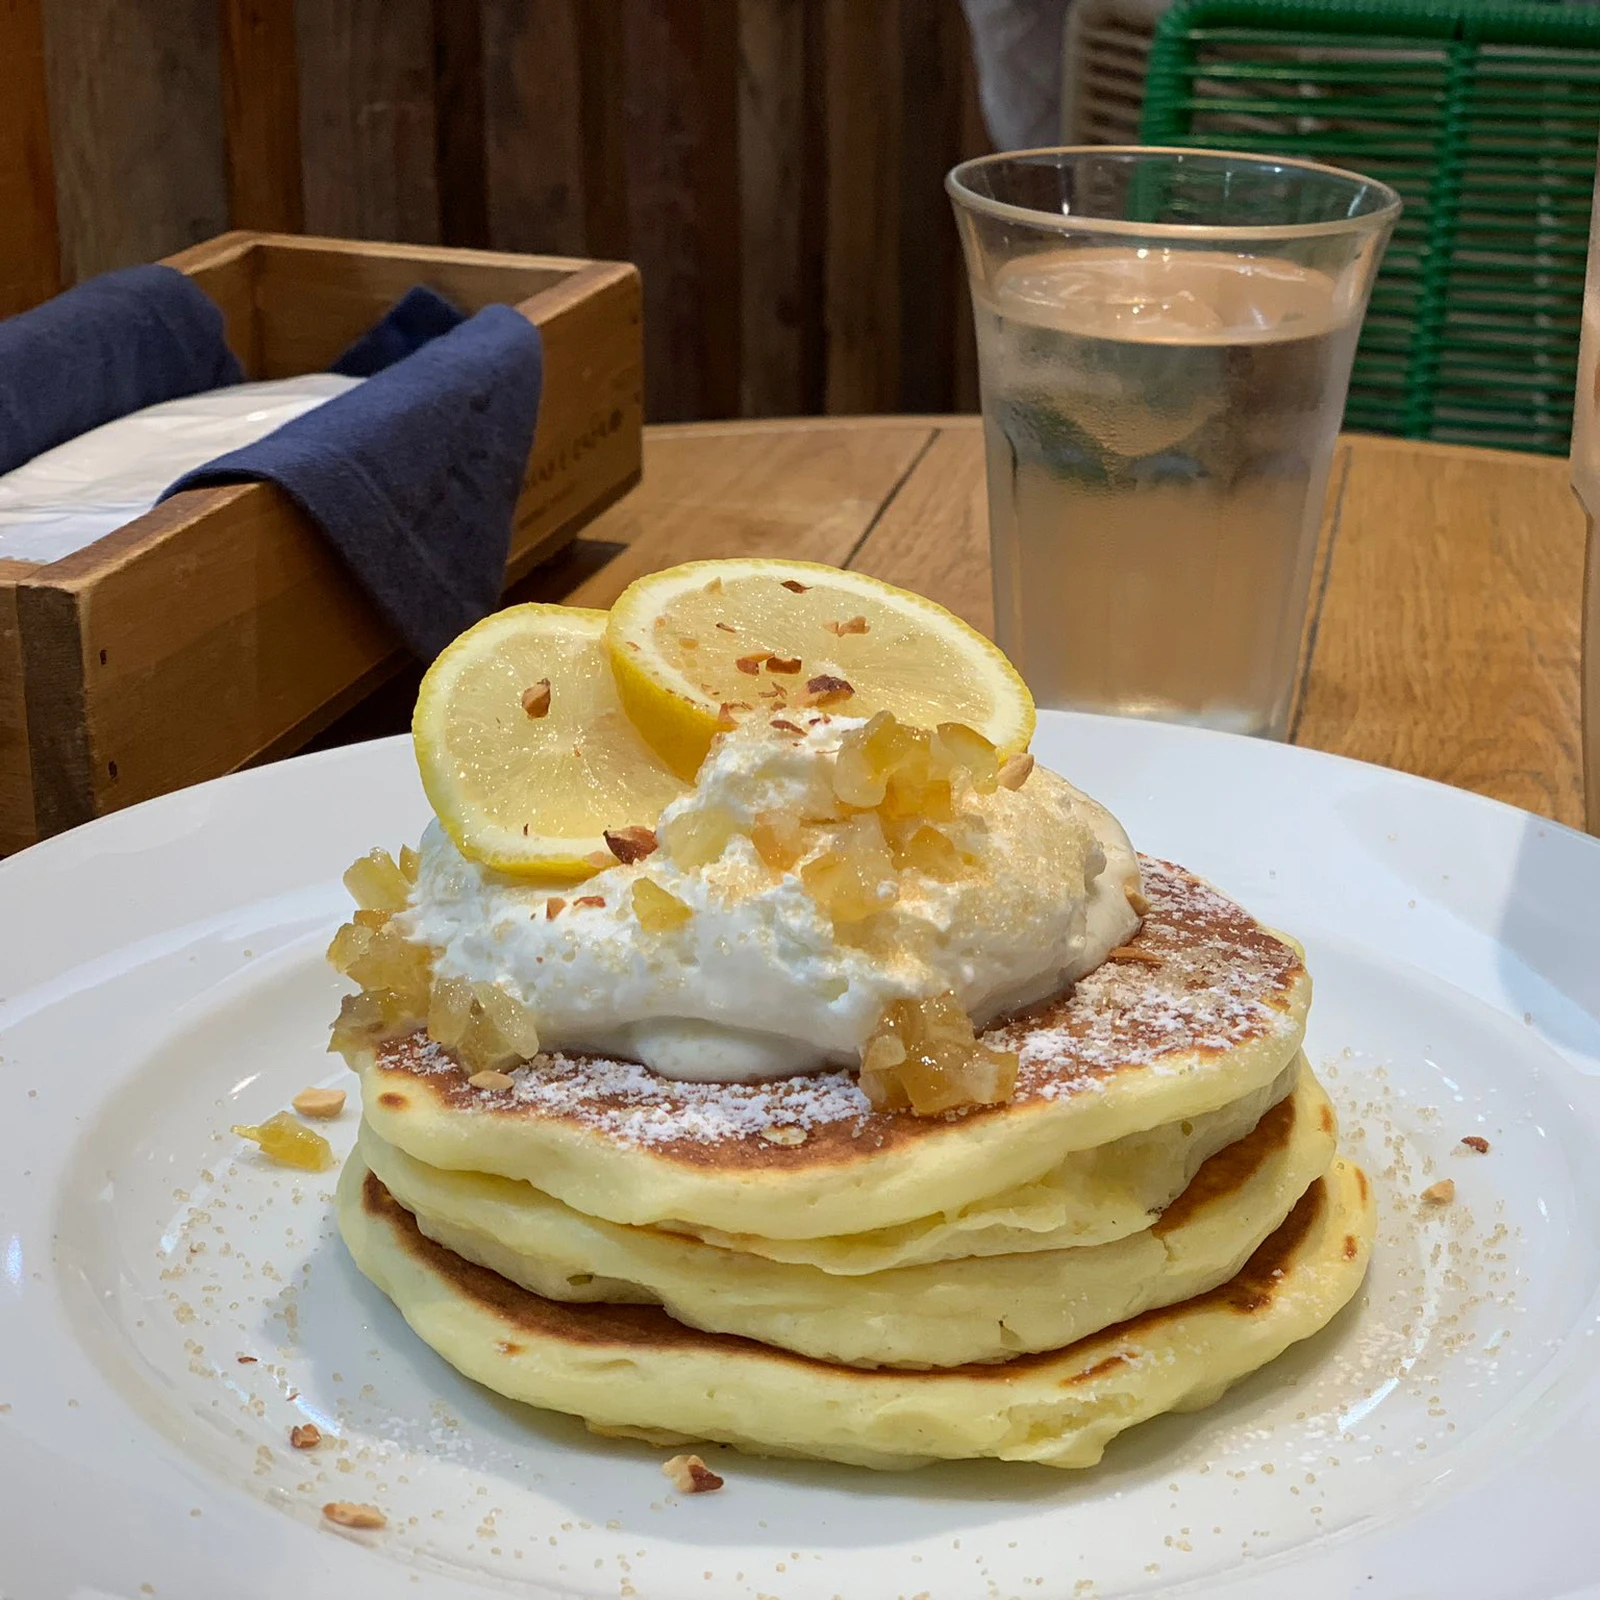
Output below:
[355,859,1311,1238]
[359,1067,1335,1368]
[678,1058,1299,1270]
[337,1152,1374,1470]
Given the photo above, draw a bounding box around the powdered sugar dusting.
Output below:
[391,1030,873,1148]
[991,859,1303,1103]
[377,858,1303,1149]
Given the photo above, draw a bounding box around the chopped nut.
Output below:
[290,1423,321,1449]
[1107,945,1163,965]
[545,897,566,920]
[997,752,1035,790]
[322,1501,386,1529]
[663,1453,724,1494]
[468,1069,515,1091]
[585,850,615,869]
[520,679,552,719]
[825,615,869,636]
[605,824,659,864]
[759,1124,806,1146]
[770,718,804,734]
[1460,1135,1491,1154]
[715,621,737,633]
[236,1354,257,1364]
[1126,884,1150,917]
[706,577,724,594]
[800,674,854,707]
[574,895,607,908]
[292,1086,346,1120]
[735,652,768,675]
[1422,1179,1456,1205]
[781,578,810,593]
[715,702,739,728]
[765,655,802,674]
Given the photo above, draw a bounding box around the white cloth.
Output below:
[960,0,1072,151]
[0,373,363,563]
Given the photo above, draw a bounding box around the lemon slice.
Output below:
[413,604,688,879]
[605,559,1035,776]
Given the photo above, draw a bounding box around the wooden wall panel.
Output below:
[39,0,228,280]
[0,0,61,316]
[17,0,989,422]
[737,0,815,416]
[952,33,992,413]
[295,0,440,244]
[482,0,588,256]
[822,0,903,413]
[621,0,742,422]
[220,0,304,233]
[576,2,630,261]
[432,0,489,248]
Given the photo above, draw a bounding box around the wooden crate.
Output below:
[1,232,642,851]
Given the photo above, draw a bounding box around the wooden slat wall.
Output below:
[1,0,992,420]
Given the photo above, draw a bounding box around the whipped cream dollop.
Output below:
[402,718,1141,1083]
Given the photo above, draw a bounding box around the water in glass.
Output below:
[975,245,1361,737]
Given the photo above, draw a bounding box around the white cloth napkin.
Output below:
[0,373,364,563]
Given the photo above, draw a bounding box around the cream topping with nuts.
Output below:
[398,716,1140,1084]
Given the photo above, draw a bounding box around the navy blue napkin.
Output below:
[165,304,543,660]
[0,264,242,476]
[330,285,467,377]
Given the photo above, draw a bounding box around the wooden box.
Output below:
[0,232,642,852]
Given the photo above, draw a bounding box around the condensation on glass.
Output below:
[949,147,1399,740]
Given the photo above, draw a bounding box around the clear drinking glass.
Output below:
[948,147,1400,738]
[1575,150,1600,835]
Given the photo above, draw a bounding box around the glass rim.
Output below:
[946,144,1403,243]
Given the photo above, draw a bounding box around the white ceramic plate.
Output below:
[3,713,1599,1600]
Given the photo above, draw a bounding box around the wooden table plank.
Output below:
[846,422,991,632]
[312,415,1587,834]
[842,421,1585,827]
[561,420,938,608]
[1293,434,1585,828]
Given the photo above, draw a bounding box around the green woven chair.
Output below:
[1139,0,1600,453]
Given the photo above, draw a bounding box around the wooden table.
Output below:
[323,414,1588,830]
[539,415,1586,831]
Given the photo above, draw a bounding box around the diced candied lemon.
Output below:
[633,878,693,931]
[750,809,804,871]
[232,1112,336,1171]
[858,993,1019,1116]
[801,813,897,923]
[328,988,418,1062]
[426,975,475,1048]
[887,821,964,877]
[340,920,432,1000]
[604,559,1035,777]
[933,721,1000,793]
[412,604,688,878]
[658,803,738,869]
[343,849,412,912]
[472,982,541,1057]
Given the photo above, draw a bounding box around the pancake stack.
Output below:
[338,856,1374,1470]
